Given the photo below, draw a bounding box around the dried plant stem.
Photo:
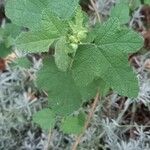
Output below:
[45,129,52,150]
[130,102,137,138]
[72,92,100,150]
[90,0,101,23]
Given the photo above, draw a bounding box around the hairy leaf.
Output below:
[5,0,48,30]
[5,0,79,30]
[47,0,79,20]
[93,18,143,54]
[111,0,129,24]
[61,112,86,134]
[37,57,82,116]
[32,108,56,130]
[55,38,71,71]
[2,24,21,48]
[15,9,68,52]
[72,18,143,97]
[37,57,106,115]
[80,78,110,102]
[16,30,57,53]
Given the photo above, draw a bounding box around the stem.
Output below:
[72,92,100,150]
[130,102,137,138]
[90,0,101,23]
[45,129,52,150]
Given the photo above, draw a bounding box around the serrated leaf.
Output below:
[80,78,109,102]
[37,57,82,116]
[61,112,86,134]
[47,0,79,20]
[110,0,129,24]
[16,30,57,53]
[5,0,48,30]
[72,18,143,98]
[70,6,85,32]
[41,9,68,35]
[69,6,88,43]
[5,0,79,31]
[37,57,102,116]
[93,18,143,54]
[32,108,56,130]
[72,44,138,97]
[15,9,68,53]
[2,23,21,48]
[3,23,21,39]
[55,38,71,71]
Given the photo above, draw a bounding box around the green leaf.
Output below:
[5,0,48,30]
[0,43,11,58]
[80,78,109,102]
[5,0,79,30]
[110,0,129,24]
[55,38,71,71]
[69,7,88,44]
[32,108,56,130]
[93,18,143,54]
[47,0,79,20]
[72,18,143,98]
[37,57,103,116]
[15,9,68,53]
[128,0,141,10]
[37,57,82,116]
[2,23,21,48]
[2,23,21,39]
[72,44,138,98]
[15,31,57,53]
[144,0,150,4]
[13,57,32,68]
[41,9,68,35]
[61,112,86,134]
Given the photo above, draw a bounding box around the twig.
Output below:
[90,0,101,23]
[72,92,100,150]
[45,128,52,150]
[130,102,137,138]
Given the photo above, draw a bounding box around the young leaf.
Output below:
[60,112,86,134]
[55,37,71,71]
[110,0,130,24]
[32,108,56,130]
[72,18,143,98]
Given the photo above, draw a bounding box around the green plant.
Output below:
[0,23,21,58]
[4,0,143,136]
